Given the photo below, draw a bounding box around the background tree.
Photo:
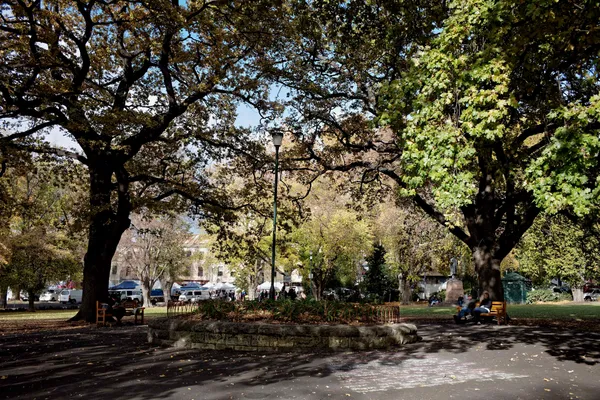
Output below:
[5,231,81,311]
[0,1,287,320]
[373,200,469,304]
[517,214,600,301]
[292,180,373,299]
[116,215,188,307]
[363,243,395,302]
[0,159,86,310]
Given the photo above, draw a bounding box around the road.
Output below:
[1,322,599,400]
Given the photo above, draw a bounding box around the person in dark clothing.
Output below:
[107,294,126,325]
[472,291,492,324]
[289,288,297,301]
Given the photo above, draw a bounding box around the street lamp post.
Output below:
[269,130,283,300]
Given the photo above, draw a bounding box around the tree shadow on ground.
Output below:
[410,321,600,366]
[0,319,598,400]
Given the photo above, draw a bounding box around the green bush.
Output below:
[438,290,446,302]
[185,299,399,324]
[557,292,573,301]
[526,289,573,304]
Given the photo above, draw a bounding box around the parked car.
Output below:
[109,289,143,304]
[59,289,83,304]
[150,289,165,305]
[40,289,61,302]
[584,289,600,302]
[178,289,210,303]
[20,291,40,302]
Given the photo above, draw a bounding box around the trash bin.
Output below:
[502,272,528,304]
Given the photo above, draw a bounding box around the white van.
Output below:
[59,289,83,304]
[40,289,61,302]
[109,289,143,304]
[178,289,210,303]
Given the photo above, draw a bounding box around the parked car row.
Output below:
[20,289,82,304]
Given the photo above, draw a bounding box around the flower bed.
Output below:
[167,299,400,325]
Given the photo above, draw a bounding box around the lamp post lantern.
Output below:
[269,130,283,300]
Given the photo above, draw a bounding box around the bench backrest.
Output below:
[490,301,506,312]
[121,300,139,309]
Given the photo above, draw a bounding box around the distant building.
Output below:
[418,270,448,300]
[109,233,234,287]
[181,234,234,285]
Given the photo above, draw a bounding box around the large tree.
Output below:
[273,0,600,300]
[0,0,285,320]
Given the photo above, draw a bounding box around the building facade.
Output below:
[109,233,234,287]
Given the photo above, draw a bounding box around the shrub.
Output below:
[526,289,572,304]
[185,299,399,324]
[438,290,446,302]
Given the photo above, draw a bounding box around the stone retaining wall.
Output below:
[148,318,420,351]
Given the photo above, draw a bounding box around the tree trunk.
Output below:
[398,275,411,305]
[71,166,131,322]
[402,280,412,305]
[0,286,7,309]
[161,280,173,303]
[28,290,35,312]
[141,278,151,308]
[473,246,504,301]
[572,287,584,302]
[11,286,20,301]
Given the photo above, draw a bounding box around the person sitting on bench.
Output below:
[454,299,477,323]
[472,291,492,324]
[106,294,126,326]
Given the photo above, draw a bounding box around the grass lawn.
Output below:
[398,303,600,320]
[0,306,168,321]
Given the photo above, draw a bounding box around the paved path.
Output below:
[1,322,599,400]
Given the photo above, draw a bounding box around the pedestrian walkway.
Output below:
[1,323,598,399]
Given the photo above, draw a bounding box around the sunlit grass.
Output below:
[0,306,168,321]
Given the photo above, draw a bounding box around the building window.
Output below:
[111,264,117,275]
[185,250,192,257]
[198,267,204,277]
[217,266,223,277]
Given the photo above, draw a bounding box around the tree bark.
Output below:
[161,280,173,302]
[398,275,411,305]
[11,286,20,301]
[28,290,35,312]
[0,286,7,309]
[402,280,412,305]
[472,246,504,301]
[572,287,584,302]
[71,166,131,322]
[141,278,151,308]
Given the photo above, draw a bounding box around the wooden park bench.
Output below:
[480,301,508,325]
[96,300,145,326]
[455,300,508,325]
